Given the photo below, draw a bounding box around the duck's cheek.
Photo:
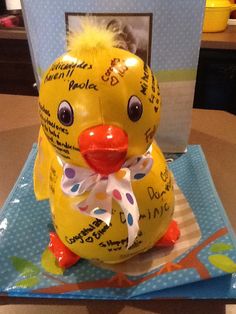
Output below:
[79,125,128,175]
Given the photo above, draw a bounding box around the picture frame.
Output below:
[65,12,153,65]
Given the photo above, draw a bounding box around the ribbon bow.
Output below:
[61,152,153,248]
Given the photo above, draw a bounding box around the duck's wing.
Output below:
[33,126,54,200]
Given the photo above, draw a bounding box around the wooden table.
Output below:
[0,94,236,313]
[201,25,236,50]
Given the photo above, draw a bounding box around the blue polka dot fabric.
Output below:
[0,144,236,300]
[22,0,205,82]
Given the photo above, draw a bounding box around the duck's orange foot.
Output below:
[157,262,182,275]
[155,220,180,248]
[48,232,80,268]
[108,273,134,287]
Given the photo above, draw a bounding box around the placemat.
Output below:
[0,145,235,300]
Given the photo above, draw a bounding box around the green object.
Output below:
[155,68,196,82]
[11,256,40,276]
[41,248,64,275]
[210,243,234,253]
[15,276,39,288]
[209,254,236,273]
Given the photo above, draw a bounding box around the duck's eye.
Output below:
[57,101,74,126]
[127,95,143,122]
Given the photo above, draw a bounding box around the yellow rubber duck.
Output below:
[34,21,179,267]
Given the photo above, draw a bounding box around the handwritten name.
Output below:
[101,58,128,86]
[140,63,149,96]
[68,79,98,91]
[147,186,166,200]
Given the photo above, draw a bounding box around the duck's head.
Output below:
[39,21,161,175]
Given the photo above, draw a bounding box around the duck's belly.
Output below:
[49,145,174,263]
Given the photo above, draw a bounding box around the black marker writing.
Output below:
[68,79,98,91]
[147,186,166,200]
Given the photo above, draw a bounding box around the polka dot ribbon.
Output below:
[61,151,153,248]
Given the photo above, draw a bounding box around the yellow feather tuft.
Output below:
[67,17,118,54]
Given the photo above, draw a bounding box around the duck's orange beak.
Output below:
[79,125,128,175]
